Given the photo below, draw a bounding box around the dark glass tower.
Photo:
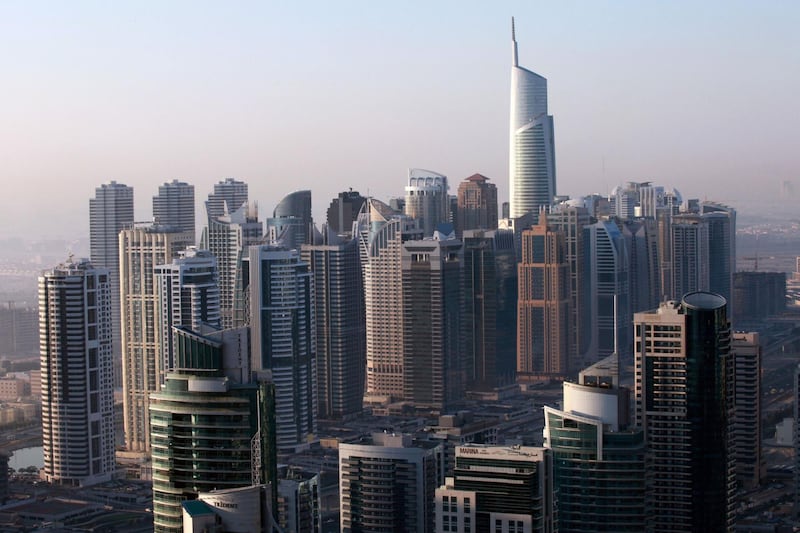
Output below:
[634,292,734,532]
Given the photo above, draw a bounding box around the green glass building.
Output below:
[149,326,276,533]
[543,354,645,531]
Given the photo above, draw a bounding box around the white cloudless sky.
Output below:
[0,1,798,241]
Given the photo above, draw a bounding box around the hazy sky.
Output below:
[1,1,798,241]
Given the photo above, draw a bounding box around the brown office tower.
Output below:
[455,174,498,238]
[517,219,570,382]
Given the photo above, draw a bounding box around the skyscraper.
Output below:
[732,332,762,489]
[301,226,366,420]
[205,202,263,329]
[120,224,194,453]
[362,199,422,402]
[543,354,645,531]
[205,178,248,221]
[404,169,450,237]
[517,219,570,379]
[634,292,734,531]
[267,190,313,251]
[326,189,366,236]
[621,218,660,314]
[339,433,444,533]
[509,18,556,218]
[462,229,517,389]
[402,236,464,411]
[670,213,709,300]
[154,248,220,379]
[153,179,195,242]
[547,202,590,369]
[149,326,276,533]
[39,258,115,487]
[249,245,316,453]
[584,219,630,364]
[89,181,134,387]
[455,174,498,238]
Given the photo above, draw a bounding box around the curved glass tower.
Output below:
[509,17,556,218]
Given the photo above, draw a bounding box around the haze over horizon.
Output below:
[1,1,798,241]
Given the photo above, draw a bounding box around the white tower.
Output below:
[39,258,115,486]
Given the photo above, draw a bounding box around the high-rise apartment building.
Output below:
[462,229,517,389]
[339,433,444,533]
[326,189,366,236]
[249,245,316,453]
[547,202,590,369]
[622,218,660,314]
[732,332,763,489]
[544,354,645,531]
[435,445,554,533]
[701,201,736,306]
[402,237,464,411]
[362,199,422,402]
[89,181,134,387]
[670,213,710,300]
[153,179,195,242]
[518,220,570,379]
[205,202,263,329]
[205,177,248,221]
[267,190,313,251]
[455,174,498,238]
[509,18,556,218]
[634,293,734,531]
[584,220,630,364]
[149,326,276,533]
[154,248,220,379]
[120,225,194,453]
[404,169,450,237]
[301,227,365,420]
[39,258,115,486]
[732,271,786,324]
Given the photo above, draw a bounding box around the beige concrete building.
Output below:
[119,225,193,453]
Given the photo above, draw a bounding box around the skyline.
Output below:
[1,1,798,240]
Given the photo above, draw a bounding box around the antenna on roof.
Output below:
[511,16,516,41]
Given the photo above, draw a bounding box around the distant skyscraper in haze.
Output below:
[634,293,734,531]
[153,179,195,241]
[39,258,115,487]
[120,225,194,453]
[249,245,316,453]
[455,174,498,238]
[326,189,366,235]
[205,178,248,221]
[89,181,133,387]
[404,169,450,237]
[267,190,313,251]
[509,18,556,218]
[301,226,365,420]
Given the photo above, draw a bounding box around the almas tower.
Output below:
[509,17,556,218]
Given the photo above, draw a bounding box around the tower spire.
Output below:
[511,17,518,66]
